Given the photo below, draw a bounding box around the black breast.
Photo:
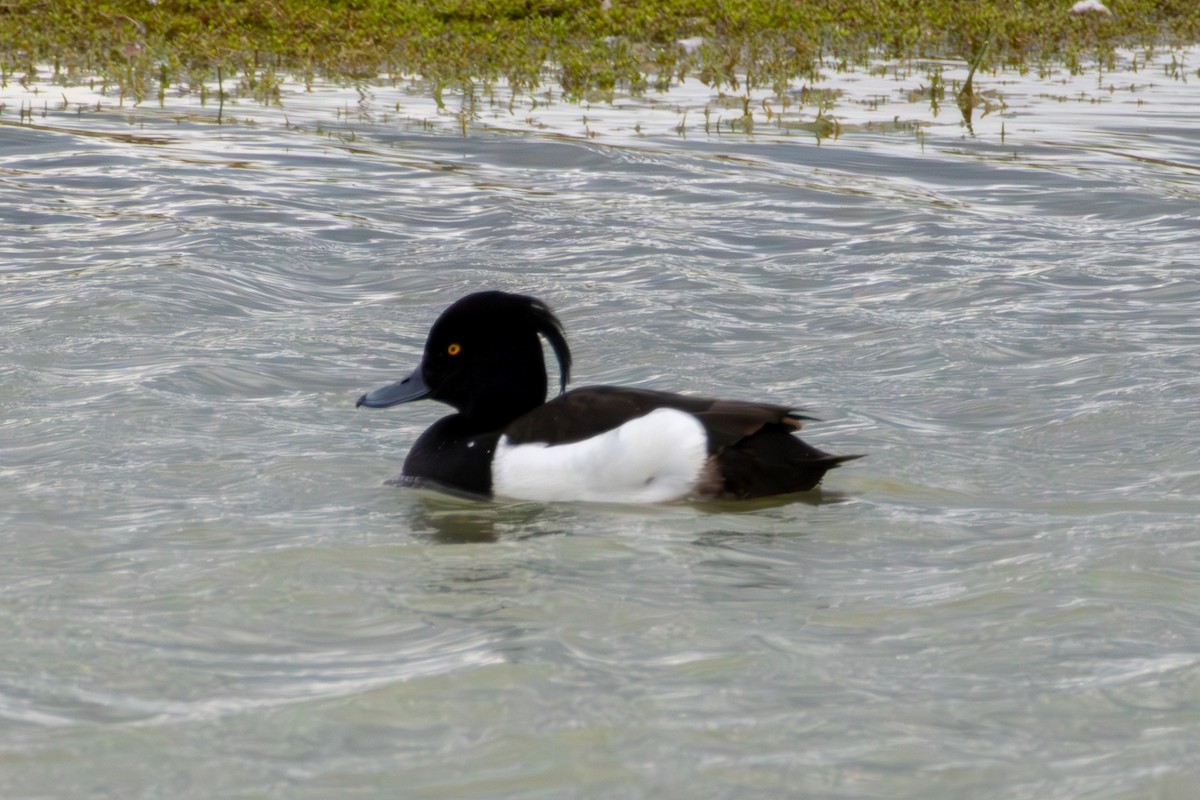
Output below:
[399,416,502,498]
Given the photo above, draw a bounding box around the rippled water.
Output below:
[3,50,1199,798]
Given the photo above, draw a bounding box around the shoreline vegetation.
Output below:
[2,1,1198,115]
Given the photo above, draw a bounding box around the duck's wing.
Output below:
[712,426,863,498]
[501,385,810,449]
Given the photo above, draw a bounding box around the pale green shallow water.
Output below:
[2,52,1200,798]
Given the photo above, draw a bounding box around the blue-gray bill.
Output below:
[356,368,431,408]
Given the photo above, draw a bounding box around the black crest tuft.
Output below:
[521,295,571,394]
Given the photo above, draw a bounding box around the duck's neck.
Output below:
[451,353,549,433]
[457,394,544,435]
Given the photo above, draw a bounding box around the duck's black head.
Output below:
[357,291,572,429]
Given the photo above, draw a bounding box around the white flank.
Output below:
[492,408,709,504]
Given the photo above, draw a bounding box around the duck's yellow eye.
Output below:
[447,343,462,356]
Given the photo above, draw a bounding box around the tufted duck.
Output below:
[357,291,861,502]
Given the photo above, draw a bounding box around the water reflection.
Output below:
[391,492,553,544]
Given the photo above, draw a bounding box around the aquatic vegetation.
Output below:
[1,0,1197,126]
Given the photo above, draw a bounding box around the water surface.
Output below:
[2,50,1199,798]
